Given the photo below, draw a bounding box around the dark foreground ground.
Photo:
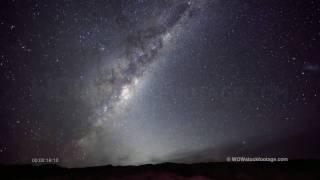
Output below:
[0,160,319,179]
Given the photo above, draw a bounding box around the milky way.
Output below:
[1,0,320,167]
[75,0,207,166]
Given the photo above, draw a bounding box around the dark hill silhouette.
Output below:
[1,160,320,179]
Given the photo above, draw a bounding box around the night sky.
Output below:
[1,0,320,167]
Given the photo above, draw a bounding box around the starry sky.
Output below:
[1,0,320,167]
